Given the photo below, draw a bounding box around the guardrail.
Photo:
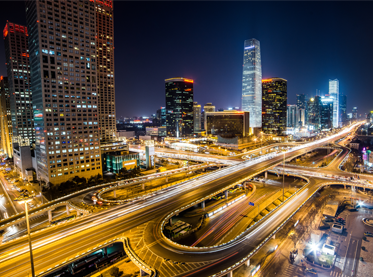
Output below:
[159,170,309,253]
[0,163,215,228]
[283,146,343,170]
[209,179,371,277]
[1,201,91,246]
[36,237,157,277]
[96,165,221,204]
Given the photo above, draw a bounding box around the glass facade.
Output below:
[206,111,250,138]
[242,38,262,128]
[193,102,201,132]
[26,0,101,184]
[262,78,287,135]
[3,22,34,141]
[0,77,12,157]
[103,152,139,173]
[287,104,298,128]
[307,96,322,130]
[339,93,347,124]
[329,79,339,128]
[165,77,194,137]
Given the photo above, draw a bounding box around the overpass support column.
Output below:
[113,189,116,198]
[227,271,233,277]
[169,217,173,226]
[364,187,366,192]
[66,205,70,216]
[246,259,250,266]
[140,269,146,276]
[142,183,145,190]
[265,171,268,179]
[344,184,346,189]
[225,190,228,200]
[48,209,52,222]
[201,201,205,210]
[166,176,168,182]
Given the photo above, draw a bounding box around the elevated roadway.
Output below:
[0,124,362,277]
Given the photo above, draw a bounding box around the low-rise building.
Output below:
[101,140,140,173]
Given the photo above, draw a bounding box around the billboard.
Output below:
[122,159,137,170]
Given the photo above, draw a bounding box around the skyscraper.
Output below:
[307,96,322,130]
[262,78,287,135]
[352,107,358,119]
[320,101,333,129]
[0,76,12,157]
[95,0,116,141]
[3,22,34,141]
[287,104,298,128]
[339,93,347,125]
[242,38,262,128]
[329,79,339,128]
[193,102,201,132]
[26,0,102,184]
[203,102,215,131]
[296,94,306,126]
[165,77,194,137]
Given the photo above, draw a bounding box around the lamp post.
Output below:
[14,194,35,277]
[283,151,285,202]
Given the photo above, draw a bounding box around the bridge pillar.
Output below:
[265,171,268,179]
[142,183,145,190]
[344,184,346,189]
[113,189,116,198]
[169,217,173,226]
[201,201,205,210]
[246,259,250,267]
[66,205,70,216]
[166,176,168,182]
[364,186,366,192]
[225,190,229,200]
[272,234,276,239]
[227,271,233,277]
[140,269,146,276]
[48,209,52,222]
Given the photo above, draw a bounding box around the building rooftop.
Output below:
[164,77,194,83]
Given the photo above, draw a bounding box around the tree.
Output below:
[109,266,120,277]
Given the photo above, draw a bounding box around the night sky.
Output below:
[1,1,373,119]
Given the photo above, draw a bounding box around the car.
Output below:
[305,268,317,275]
[364,232,373,237]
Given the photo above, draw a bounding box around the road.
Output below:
[0,124,362,277]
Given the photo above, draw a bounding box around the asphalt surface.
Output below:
[0,124,362,277]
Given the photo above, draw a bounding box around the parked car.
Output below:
[364,232,373,237]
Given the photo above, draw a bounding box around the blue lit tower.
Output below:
[329,79,339,128]
[242,38,262,128]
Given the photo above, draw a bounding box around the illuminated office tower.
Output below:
[262,78,287,135]
[165,77,194,137]
[242,38,262,128]
[329,79,339,128]
[0,77,12,157]
[193,102,201,132]
[26,0,101,184]
[94,0,116,141]
[203,102,215,131]
[3,22,34,141]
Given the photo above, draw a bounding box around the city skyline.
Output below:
[0,1,372,118]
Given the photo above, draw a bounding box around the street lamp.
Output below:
[14,194,35,277]
[283,151,285,202]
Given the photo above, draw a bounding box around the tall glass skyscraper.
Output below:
[165,77,194,137]
[262,78,287,135]
[329,79,339,128]
[242,38,262,128]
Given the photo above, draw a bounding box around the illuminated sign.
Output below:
[245,46,254,50]
[262,79,273,82]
